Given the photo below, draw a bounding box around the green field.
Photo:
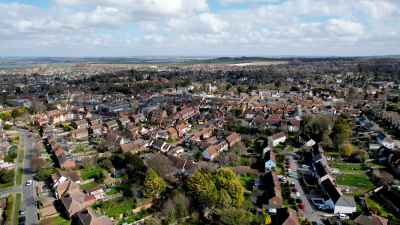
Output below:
[40,215,71,225]
[334,174,375,187]
[16,167,23,186]
[51,63,74,68]
[0,64,44,69]
[13,193,21,225]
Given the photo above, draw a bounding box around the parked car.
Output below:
[300,203,306,210]
[312,221,318,225]
[338,214,350,219]
[287,169,291,173]
[28,134,32,137]
[287,165,291,169]
[19,216,25,223]
[286,158,290,161]
[290,182,295,187]
[297,198,302,203]
[26,180,32,186]
[288,172,292,177]
[20,208,25,214]
[296,192,300,197]
[302,165,309,168]
[184,150,189,152]
[294,188,298,192]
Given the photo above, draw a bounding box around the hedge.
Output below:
[0,182,14,189]
[4,194,14,225]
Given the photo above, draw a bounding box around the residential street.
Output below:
[285,151,324,225]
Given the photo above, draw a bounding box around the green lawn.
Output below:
[16,167,23,186]
[356,202,362,212]
[82,182,103,190]
[366,162,387,168]
[366,197,400,222]
[331,164,364,171]
[19,151,24,158]
[0,182,13,189]
[324,152,340,156]
[166,139,178,144]
[106,183,131,196]
[334,174,375,187]
[116,209,154,225]
[40,215,71,225]
[91,198,136,217]
[81,169,104,181]
[287,146,294,152]
[18,159,23,163]
[13,193,21,225]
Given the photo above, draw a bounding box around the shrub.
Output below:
[388,214,394,220]
[327,218,333,225]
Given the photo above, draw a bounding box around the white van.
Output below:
[338,214,350,219]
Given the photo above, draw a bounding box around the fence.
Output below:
[80,178,95,185]
[96,193,122,202]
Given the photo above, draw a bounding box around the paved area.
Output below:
[285,150,324,225]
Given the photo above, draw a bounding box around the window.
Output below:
[274,201,277,204]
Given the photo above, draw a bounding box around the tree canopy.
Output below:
[142,168,166,198]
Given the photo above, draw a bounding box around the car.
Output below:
[294,188,298,192]
[287,169,291,173]
[287,165,291,169]
[312,221,318,225]
[299,203,306,210]
[179,137,182,139]
[302,165,309,168]
[156,128,159,131]
[288,172,292,177]
[184,150,189,152]
[286,158,290,161]
[26,180,32,186]
[19,216,25,223]
[338,214,350,219]
[285,161,290,165]
[20,208,25,214]
[290,182,295,187]
[28,134,32,137]
[297,198,303,203]
[296,192,300,197]
[133,138,136,141]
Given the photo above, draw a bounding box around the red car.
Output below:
[133,138,136,141]
[287,165,291,169]
[300,203,306,210]
[28,134,32,138]
[294,188,298,192]
[156,128,159,131]
[178,137,182,139]
[286,158,290,161]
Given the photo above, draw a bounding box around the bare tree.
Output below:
[161,199,176,218]
[146,153,174,181]
[80,156,94,171]
[130,183,141,201]
[32,142,42,157]
[30,157,46,172]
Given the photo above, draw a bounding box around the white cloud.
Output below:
[217,0,279,3]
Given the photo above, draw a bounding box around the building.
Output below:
[274,208,300,225]
[72,120,88,129]
[268,132,287,146]
[262,172,282,206]
[68,128,88,139]
[149,109,167,119]
[76,207,113,225]
[264,150,277,171]
[299,133,316,147]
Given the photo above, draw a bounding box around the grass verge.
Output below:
[13,193,21,225]
[16,167,23,186]
[19,151,24,158]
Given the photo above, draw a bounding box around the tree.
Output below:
[332,117,349,147]
[161,200,176,222]
[265,214,272,224]
[142,169,166,198]
[0,169,14,184]
[30,157,46,172]
[30,101,46,114]
[3,124,11,130]
[339,143,353,157]
[11,109,21,118]
[219,207,249,225]
[123,152,144,172]
[393,96,400,103]
[213,168,244,207]
[174,193,190,218]
[32,142,42,157]
[217,189,232,208]
[305,114,332,136]
[187,172,218,208]
[233,108,243,117]
[146,154,174,181]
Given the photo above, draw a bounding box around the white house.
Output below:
[322,179,356,214]
[268,132,287,146]
[299,133,316,147]
[376,132,395,149]
[152,140,171,152]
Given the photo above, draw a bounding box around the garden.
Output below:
[106,183,131,196]
[91,196,136,218]
[334,174,375,188]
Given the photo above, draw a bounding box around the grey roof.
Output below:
[335,195,356,207]
[377,132,394,143]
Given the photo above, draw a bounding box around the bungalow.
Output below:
[268,132,286,147]
[68,128,88,139]
[299,133,316,147]
[152,139,171,152]
[167,155,199,175]
[119,141,150,154]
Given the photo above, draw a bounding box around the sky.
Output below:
[0,0,400,57]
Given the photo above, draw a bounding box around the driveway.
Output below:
[285,151,324,225]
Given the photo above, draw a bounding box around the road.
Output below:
[285,151,324,225]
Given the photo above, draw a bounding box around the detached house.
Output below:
[88,124,103,136]
[268,132,286,146]
[117,117,130,126]
[370,132,395,149]
[299,133,316,147]
[76,207,112,225]
[152,139,171,152]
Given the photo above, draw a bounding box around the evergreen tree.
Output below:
[142,169,166,198]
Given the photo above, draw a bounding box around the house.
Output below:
[275,208,300,225]
[315,105,336,115]
[61,191,96,218]
[353,213,388,225]
[76,207,113,225]
[104,133,125,147]
[103,120,118,131]
[68,128,88,139]
[225,115,236,123]
[322,179,356,214]
[299,133,316,147]
[175,124,188,137]
[85,185,104,195]
[58,152,76,168]
[86,116,101,126]
[167,155,199,175]
[178,107,198,120]
[126,126,146,138]
[311,144,327,169]
[280,119,300,132]
[225,133,241,148]
[42,124,55,138]
[51,170,80,187]
[258,138,274,154]
[117,117,130,126]
[72,120,88,129]
[167,146,185,157]
[164,105,177,114]
[313,161,335,186]
[129,113,146,123]
[202,141,228,161]
[268,132,286,146]
[264,150,276,171]
[262,172,282,206]
[54,180,80,199]
[152,139,171,152]
[376,132,395,149]
[88,125,103,136]
[119,141,150,154]
[149,109,167,119]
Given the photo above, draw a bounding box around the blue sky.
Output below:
[0,0,400,57]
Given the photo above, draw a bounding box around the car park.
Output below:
[26,180,32,186]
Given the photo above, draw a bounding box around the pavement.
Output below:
[0,129,37,225]
[285,150,324,225]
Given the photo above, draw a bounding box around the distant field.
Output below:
[90,63,143,66]
[0,64,45,69]
[51,63,75,68]
[232,61,289,66]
